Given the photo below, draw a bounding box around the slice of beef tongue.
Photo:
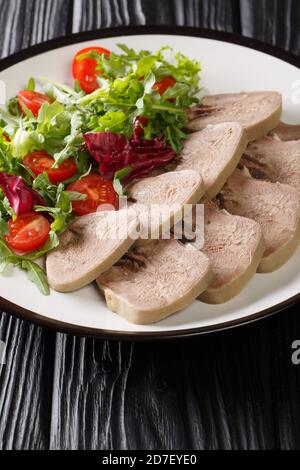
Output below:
[176,122,248,200]
[242,136,300,193]
[271,122,300,141]
[47,170,205,293]
[46,209,140,293]
[128,169,205,238]
[195,202,265,304]
[187,91,282,141]
[97,239,212,325]
[220,169,300,273]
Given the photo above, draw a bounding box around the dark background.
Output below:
[1,0,300,450]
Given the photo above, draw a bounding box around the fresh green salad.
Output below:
[0,43,201,294]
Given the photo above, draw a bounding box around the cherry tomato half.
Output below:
[67,174,118,216]
[23,151,77,184]
[72,46,111,94]
[5,212,50,253]
[153,76,176,95]
[18,91,52,117]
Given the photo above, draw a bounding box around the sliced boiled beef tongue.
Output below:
[196,202,265,304]
[220,169,300,273]
[271,122,300,141]
[46,209,139,293]
[242,136,300,193]
[176,122,247,200]
[97,239,212,325]
[186,91,282,142]
[46,170,205,294]
[128,170,205,238]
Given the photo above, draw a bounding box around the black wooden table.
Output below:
[1,0,300,451]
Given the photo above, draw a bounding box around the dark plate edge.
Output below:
[0,25,299,340]
[1,293,300,341]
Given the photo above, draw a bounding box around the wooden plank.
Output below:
[0,0,73,450]
[49,311,300,450]
[0,313,56,449]
[240,0,300,54]
[72,0,240,32]
[0,0,73,58]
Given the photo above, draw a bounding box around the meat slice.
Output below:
[198,202,264,304]
[97,239,212,324]
[242,136,300,193]
[128,170,205,236]
[220,170,300,273]
[176,123,247,200]
[46,209,139,292]
[187,92,282,141]
[129,170,204,205]
[47,171,205,293]
[271,122,300,141]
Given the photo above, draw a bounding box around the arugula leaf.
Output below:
[0,238,12,258]
[21,260,50,295]
[6,96,21,117]
[0,217,9,237]
[0,134,21,174]
[136,56,157,77]
[0,238,50,295]
[26,77,35,91]
[113,166,132,196]
[33,174,85,234]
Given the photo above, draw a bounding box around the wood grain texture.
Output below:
[240,0,300,54]
[49,312,300,450]
[0,313,56,449]
[72,0,240,32]
[1,0,300,451]
[0,0,73,58]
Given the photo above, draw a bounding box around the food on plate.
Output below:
[198,202,264,304]
[242,136,300,192]
[187,92,282,141]
[23,151,77,184]
[18,90,52,116]
[72,46,111,93]
[67,174,118,215]
[0,44,200,293]
[128,170,205,236]
[1,41,299,326]
[97,239,212,324]
[47,170,204,294]
[220,170,300,273]
[271,122,300,141]
[176,123,247,199]
[84,131,176,182]
[46,209,139,292]
[5,212,50,253]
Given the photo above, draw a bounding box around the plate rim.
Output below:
[1,24,300,340]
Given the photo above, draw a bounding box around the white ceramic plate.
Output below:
[1,26,300,339]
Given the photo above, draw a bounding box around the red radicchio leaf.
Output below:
[0,173,45,216]
[84,132,176,182]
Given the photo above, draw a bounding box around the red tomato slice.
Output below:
[23,151,77,184]
[153,76,176,95]
[72,46,111,94]
[18,91,52,117]
[67,174,118,216]
[5,212,50,253]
